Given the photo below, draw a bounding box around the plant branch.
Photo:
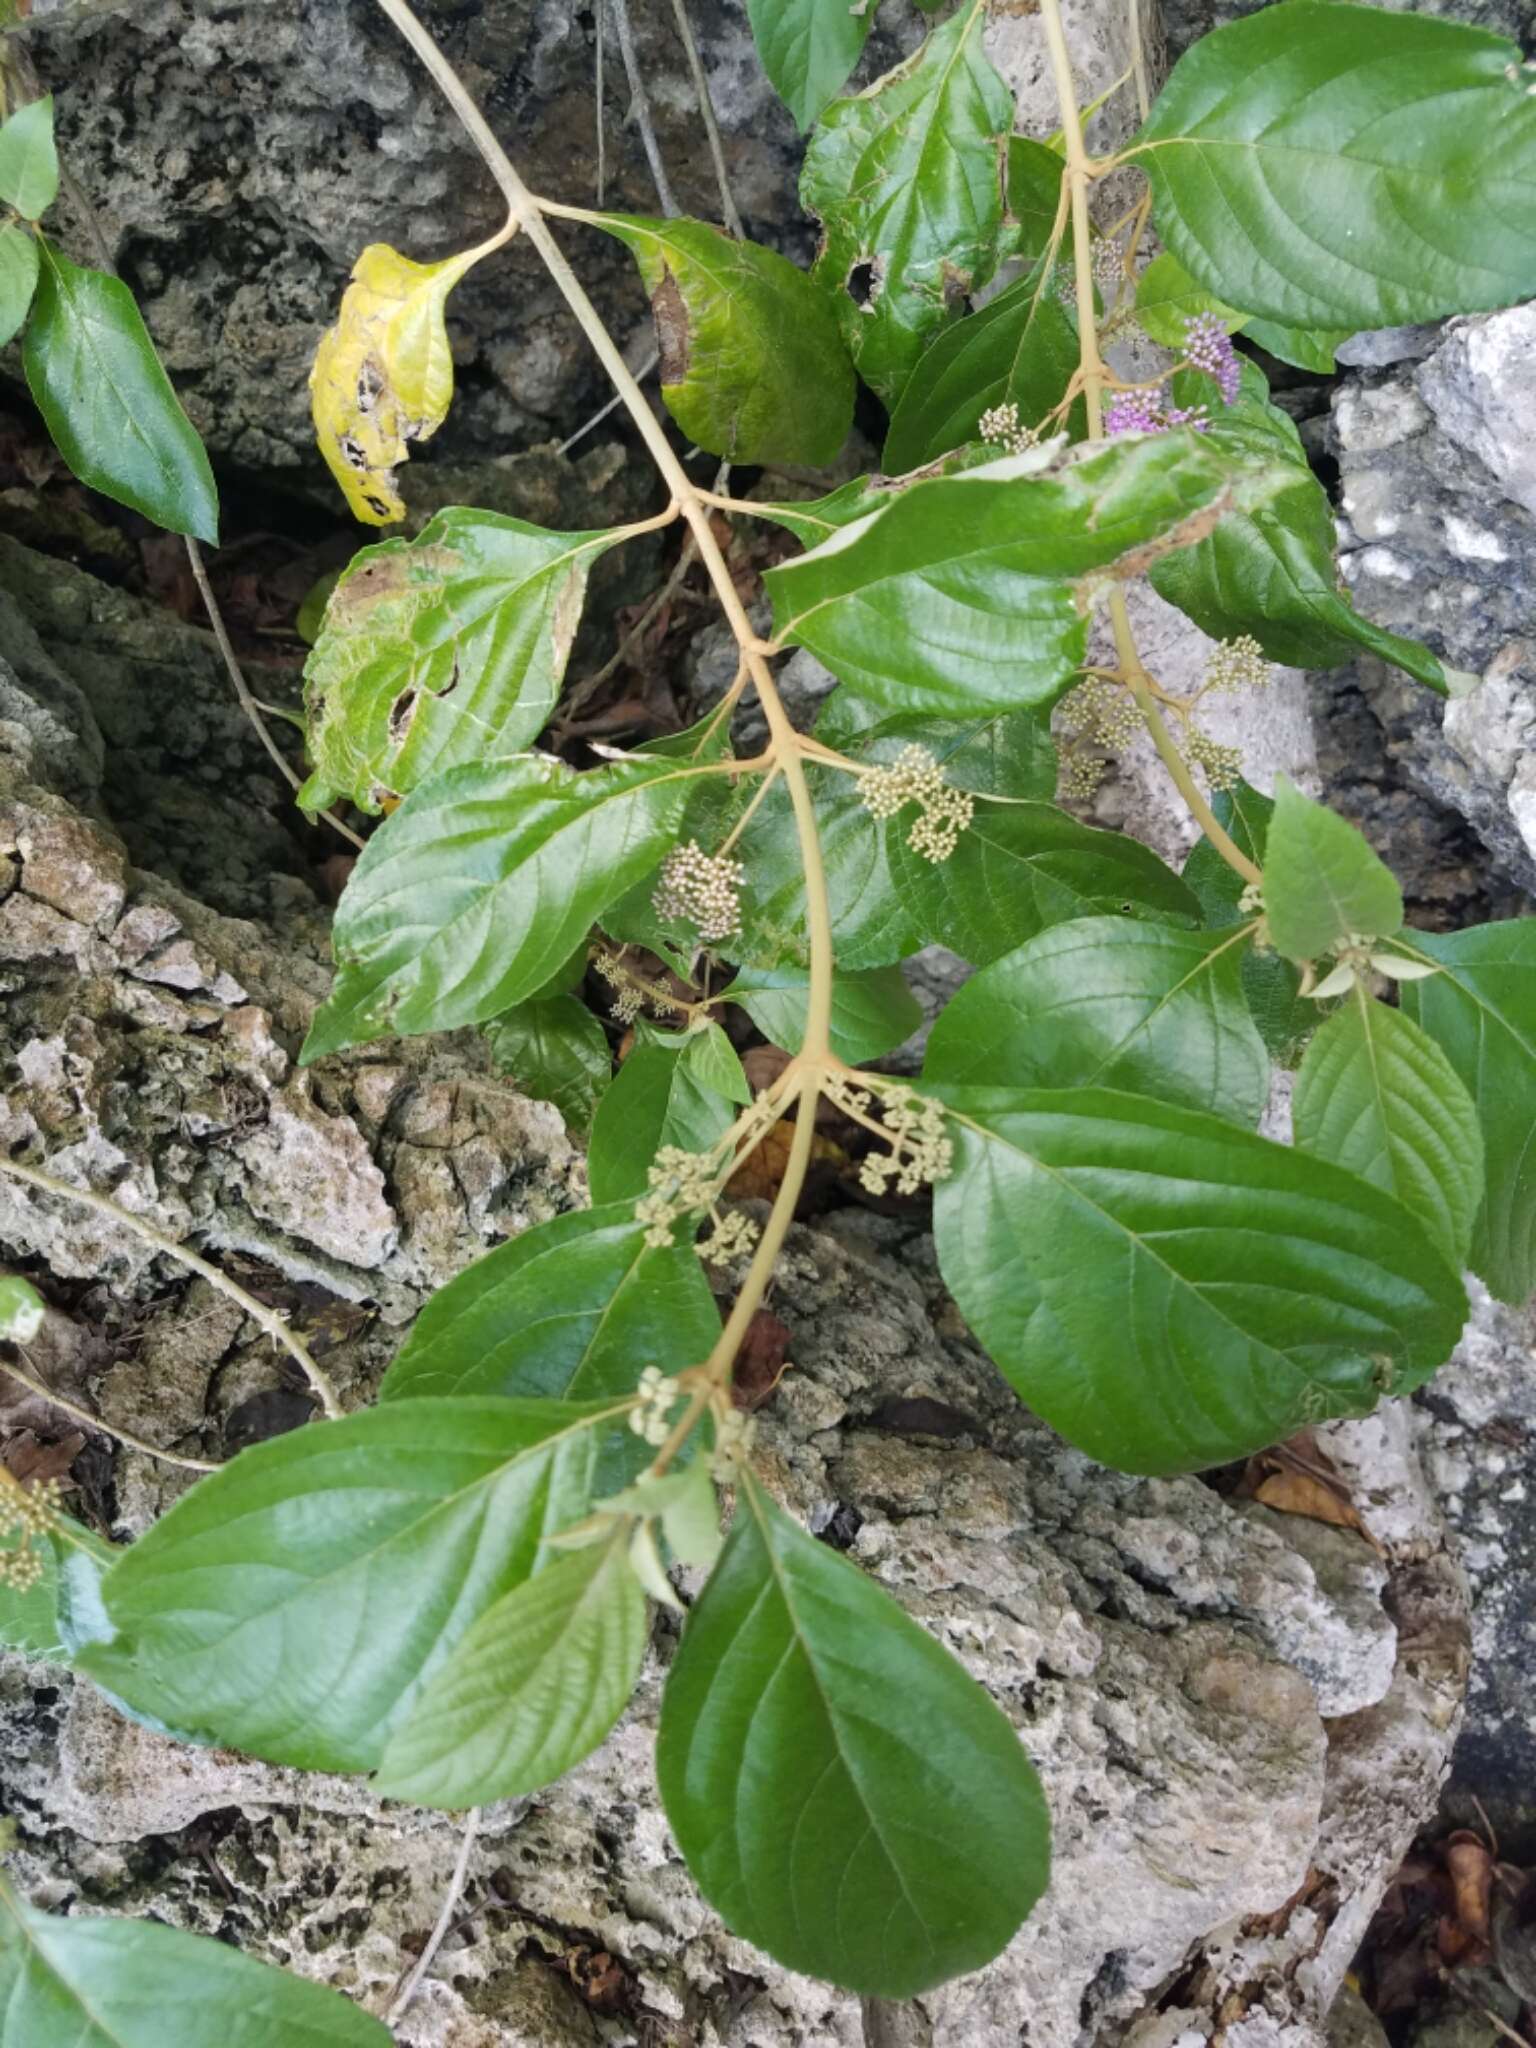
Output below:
[606,0,681,217]
[2,1349,220,1473]
[375,0,840,1418]
[0,1154,344,1421]
[1038,0,1262,889]
[666,0,745,237]
[185,540,366,854]
[384,1807,482,2025]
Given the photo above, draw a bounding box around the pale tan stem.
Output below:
[0,1155,344,1421]
[1039,0,1262,889]
[375,0,836,1084]
[703,1075,817,1383]
[384,1807,482,2025]
[715,762,782,857]
[3,1351,219,1473]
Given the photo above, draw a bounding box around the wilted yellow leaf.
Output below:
[309,242,477,526]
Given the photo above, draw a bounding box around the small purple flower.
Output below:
[1105,387,1167,436]
[1182,311,1241,405]
[1105,386,1212,437]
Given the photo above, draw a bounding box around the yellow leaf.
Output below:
[309,242,476,527]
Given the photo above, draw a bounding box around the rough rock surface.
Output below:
[0,1207,1468,2047]
[1328,306,1536,901]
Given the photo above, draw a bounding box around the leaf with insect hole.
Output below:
[300,509,630,815]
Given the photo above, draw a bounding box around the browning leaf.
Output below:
[309,242,477,527]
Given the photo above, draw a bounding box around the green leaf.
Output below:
[0,1275,44,1342]
[1133,2,1536,329]
[1002,136,1069,265]
[657,1472,1049,1996]
[1148,363,1445,690]
[1293,991,1484,1267]
[592,215,853,467]
[1263,775,1403,964]
[303,752,696,1061]
[747,0,875,130]
[587,1040,738,1205]
[816,696,1059,800]
[0,224,39,347]
[749,477,896,550]
[0,97,58,220]
[0,1885,391,2048]
[485,993,611,1133]
[893,799,1199,966]
[1240,317,1352,374]
[1134,250,1243,348]
[801,1,1014,405]
[1398,921,1536,1304]
[0,1517,114,1666]
[299,510,625,816]
[881,268,1081,472]
[680,1019,751,1105]
[22,243,218,543]
[76,1398,623,1771]
[380,1203,719,1416]
[766,432,1282,718]
[724,963,920,1063]
[375,1533,647,1807]
[923,916,1268,1125]
[1181,781,1315,1059]
[932,1084,1467,1474]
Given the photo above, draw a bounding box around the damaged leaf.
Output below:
[309,241,479,526]
[300,507,625,815]
[592,215,853,466]
[801,0,1014,405]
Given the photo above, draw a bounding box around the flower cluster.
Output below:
[697,1208,760,1267]
[629,1365,683,1446]
[592,949,681,1027]
[1057,678,1145,797]
[1105,386,1211,437]
[1202,634,1270,695]
[652,839,744,943]
[635,1093,780,1249]
[824,1074,954,1197]
[0,1472,60,1593]
[858,744,974,862]
[1182,311,1241,405]
[979,401,1040,457]
[1184,728,1245,790]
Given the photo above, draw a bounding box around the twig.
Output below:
[594,0,607,207]
[0,1154,345,1421]
[184,540,366,854]
[3,1349,219,1473]
[385,1808,482,2026]
[557,346,660,455]
[667,0,744,237]
[605,0,681,217]
[561,458,729,719]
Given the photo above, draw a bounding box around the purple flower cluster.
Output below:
[1104,387,1211,437]
[1182,311,1242,404]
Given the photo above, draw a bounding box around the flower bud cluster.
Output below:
[0,1472,61,1593]
[1203,634,1270,695]
[652,839,744,942]
[979,401,1040,457]
[858,744,974,862]
[1185,729,1245,790]
[1105,387,1211,437]
[1181,311,1242,404]
[697,1208,760,1268]
[629,1365,683,1446]
[825,1074,954,1197]
[635,1092,781,1249]
[710,1404,758,1481]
